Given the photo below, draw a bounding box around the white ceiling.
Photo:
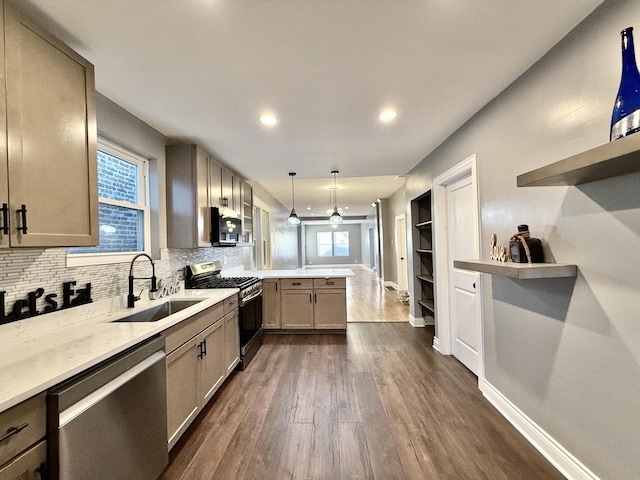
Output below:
[19,0,603,217]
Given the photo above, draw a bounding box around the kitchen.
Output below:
[1,0,640,479]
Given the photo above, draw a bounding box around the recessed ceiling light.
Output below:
[377,110,397,122]
[259,114,278,126]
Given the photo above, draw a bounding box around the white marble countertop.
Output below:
[0,287,237,413]
[240,268,354,278]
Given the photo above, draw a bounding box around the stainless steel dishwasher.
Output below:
[46,336,168,480]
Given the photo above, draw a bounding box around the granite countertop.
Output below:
[0,287,237,413]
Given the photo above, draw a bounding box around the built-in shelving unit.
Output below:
[517,133,640,187]
[453,259,577,279]
[411,191,436,317]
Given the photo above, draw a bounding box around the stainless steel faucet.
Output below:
[127,253,158,308]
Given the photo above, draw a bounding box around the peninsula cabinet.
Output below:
[0,393,46,480]
[162,295,238,450]
[0,0,98,249]
[265,277,347,331]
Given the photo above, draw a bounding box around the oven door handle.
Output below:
[241,289,262,305]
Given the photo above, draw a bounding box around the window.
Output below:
[67,138,150,265]
[317,231,349,257]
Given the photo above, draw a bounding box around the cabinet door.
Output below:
[4,3,98,248]
[224,310,240,375]
[0,4,8,249]
[262,279,281,329]
[314,289,347,329]
[232,174,242,214]
[198,320,225,405]
[195,147,211,247]
[209,159,223,208]
[222,167,234,210]
[166,340,199,449]
[281,290,314,329]
[0,440,46,480]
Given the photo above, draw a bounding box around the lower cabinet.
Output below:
[0,393,46,480]
[262,278,281,329]
[264,277,347,331]
[163,295,239,450]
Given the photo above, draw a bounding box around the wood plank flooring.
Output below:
[345,266,409,322]
[159,324,564,480]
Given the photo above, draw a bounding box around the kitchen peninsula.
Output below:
[257,268,353,332]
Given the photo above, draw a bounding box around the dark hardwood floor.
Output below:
[159,324,563,480]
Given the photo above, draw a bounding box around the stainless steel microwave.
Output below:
[210,207,241,246]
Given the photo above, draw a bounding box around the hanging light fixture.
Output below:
[286,172,301,225]
[328,170,343,225]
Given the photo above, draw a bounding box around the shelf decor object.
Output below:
[517,131,640,187]
[611,27,640,141]
[454,259,577,280]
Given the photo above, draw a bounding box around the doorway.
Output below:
[394,214,408,292]
[433,154,483,380]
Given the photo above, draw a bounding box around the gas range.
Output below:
[184,262,262,305]
[184,261,263,370]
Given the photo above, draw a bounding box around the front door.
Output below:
[446,174,480,375]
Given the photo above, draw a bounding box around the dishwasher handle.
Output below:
[59,351,165,427]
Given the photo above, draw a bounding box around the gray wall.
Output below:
[249,181,299,270]
[406,1,639,478]
[304,223,362,266]
[382,187,407,287]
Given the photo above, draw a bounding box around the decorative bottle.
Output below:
[611,27,640,141]
[509,225,544,264]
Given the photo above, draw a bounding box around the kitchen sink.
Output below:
[113,300,203,322]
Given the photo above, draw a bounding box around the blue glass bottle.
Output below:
[611,27,640,141]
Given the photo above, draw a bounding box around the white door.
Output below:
[395,214,408,292]
[446,174,480,375]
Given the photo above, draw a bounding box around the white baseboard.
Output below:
[432,336,441,351]
[481,380,600,480]
[409,314,425,327]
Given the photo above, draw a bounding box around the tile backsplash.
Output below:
[0,247,244,316]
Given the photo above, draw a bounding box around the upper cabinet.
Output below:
[166,144,252,248]
[166,145,213,248]
[0,0,98,248]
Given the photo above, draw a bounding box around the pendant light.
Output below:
[287,172,301,225]
[328,170,343,225]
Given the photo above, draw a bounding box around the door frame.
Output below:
[433,153,484,382]
[394,213,408,292]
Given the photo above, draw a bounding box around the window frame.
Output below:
[316,230,349,258]
[66,138,151,267]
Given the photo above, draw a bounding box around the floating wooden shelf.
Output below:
[417,274,434,284]
[418,299,435,312]
[454,259,577,279]
[517,133,640,187]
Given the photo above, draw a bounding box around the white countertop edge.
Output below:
[235,268,355,278]
[0,288,238,413]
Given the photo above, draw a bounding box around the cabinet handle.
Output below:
[309,293,312,303]
[0,422,29,443]
[314,293,317,303]
[202,338,207,356]
[292,282,301,286]
[197,341,204,359]
[325,281,335,285]
[17,204,28,234]
[0,203,8,234]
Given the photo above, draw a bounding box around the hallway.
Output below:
[346,266,411,323]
